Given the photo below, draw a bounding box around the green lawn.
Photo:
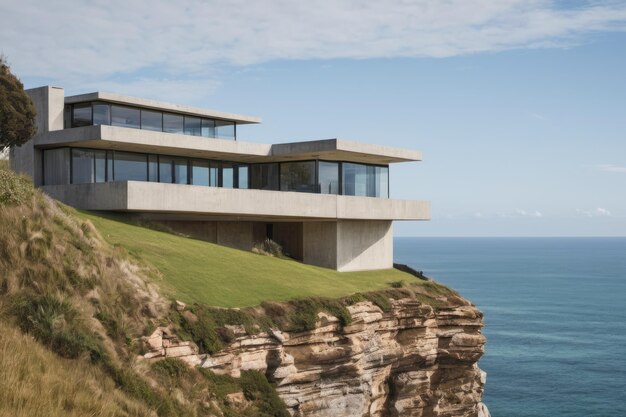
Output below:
[76,211,416,308]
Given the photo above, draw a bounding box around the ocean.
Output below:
[394,237,626,417]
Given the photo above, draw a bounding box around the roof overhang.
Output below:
[269,139,421,164]
[33,127,421,165]
[65,92,261,125]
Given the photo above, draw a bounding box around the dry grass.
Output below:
[0,189,168,358]
[0,322,153,417]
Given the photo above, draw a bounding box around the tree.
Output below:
[0,56,36,149]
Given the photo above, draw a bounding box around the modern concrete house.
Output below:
[11,86,430,271]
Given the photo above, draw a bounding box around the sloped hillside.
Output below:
[0,163,488,417]
[0,164,291,417]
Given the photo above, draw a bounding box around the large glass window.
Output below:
[184,117,202,136]
[72,104,92,127]
[237,165,249,189]
[215,120,235,140]
[106,151,113,182]
[173,158,188,184]
[222,163,234,188]
[69,102,237,139]
[158,156,173,183]
[163,113,184,134]
[280,161,316,193]
[94,150,106,183]
[71,149,94,184]
[342,163,388,197]
[113,151,147,181]
[318,161,339,194]
[148,154,158,182]
[43,148,70,185]
[374,166,389,198]
[93,103,110,125]
[111,105,140,129]
[342,163,367,196]
[141,110,162,132]
[202,119,216,138]
[251,163,279,190]
[209,162,219,187]
[191,160,209,186]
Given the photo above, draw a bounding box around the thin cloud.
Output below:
[495,209,544,218]
[597,164,626,173]
[576,207,612,217]
[1,1,626,101]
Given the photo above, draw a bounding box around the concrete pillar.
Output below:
[10,86,64,185]
[336,220,393,272]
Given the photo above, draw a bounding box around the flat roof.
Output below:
[65,92,262,125]
[269,139,422,163]
[34,127,422,165]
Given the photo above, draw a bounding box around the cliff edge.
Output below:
[146,294,488,417]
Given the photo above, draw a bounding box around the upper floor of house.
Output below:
[20,86,423,201]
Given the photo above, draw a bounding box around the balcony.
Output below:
[41,182,430,221]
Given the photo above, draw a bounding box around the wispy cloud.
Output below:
[493,208,544,218]
[2,1,626,102]
[576,207,612,217]
[597,164,626,173]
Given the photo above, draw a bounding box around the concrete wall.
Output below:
[154,220,218,242]
[273,222,304,260]
[303,222,338,270]
[42,182,128,210]
[10,86,64,185]
[216,222,254,251]
[143,220,254,251]
[336,220,393,272]
[12,86,64,184]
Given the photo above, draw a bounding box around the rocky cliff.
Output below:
[145,295,488,417]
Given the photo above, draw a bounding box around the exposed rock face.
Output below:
[196,298,487,417]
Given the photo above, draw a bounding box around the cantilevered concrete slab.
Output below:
[32,127,421,165]
[42,182,430,221]
[270,139,422,163]
[65,91,261,124]
[32,125,272,162]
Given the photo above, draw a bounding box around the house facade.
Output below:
[11,86,430,271]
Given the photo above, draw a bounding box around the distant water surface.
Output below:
[394,237,626,417]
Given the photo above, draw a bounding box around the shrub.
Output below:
[0,168,33,205]
[279,298,351,333]
[175,306,222,354]
[152,358,189,379]
[252,238,283,257]
[103,359,192,417]
[364,292,392,312]
[390,280,404,288]
[239,371,290,417]
[11,293,102,360]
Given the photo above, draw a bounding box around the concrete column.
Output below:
[336,220,393,272]
[10,86,64,185]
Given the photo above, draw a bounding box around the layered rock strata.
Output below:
[144,296,487,417]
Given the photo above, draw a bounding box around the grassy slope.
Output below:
[0,322,152,417]
[77,210,415,308]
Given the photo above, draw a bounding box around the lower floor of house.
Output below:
[132,216,393,272]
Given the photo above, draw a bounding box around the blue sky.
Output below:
[1,0,625,236]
